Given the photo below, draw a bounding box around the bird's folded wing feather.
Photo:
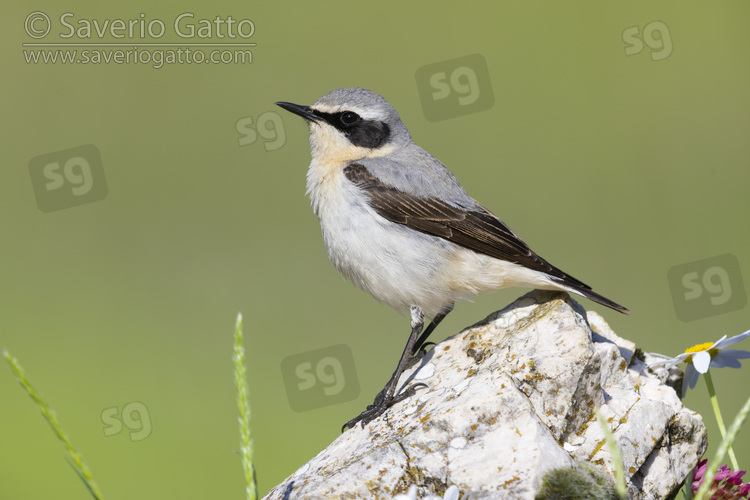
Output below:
[344,162,592,291]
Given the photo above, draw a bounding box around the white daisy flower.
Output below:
[650,329,750,397]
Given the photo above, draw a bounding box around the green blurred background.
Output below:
[2,2,749,498]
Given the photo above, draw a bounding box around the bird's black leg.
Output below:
[402,304,454,370]
[342,306,427,431]
[411,304,454,358]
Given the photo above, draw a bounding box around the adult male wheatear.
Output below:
[276,88,628,430]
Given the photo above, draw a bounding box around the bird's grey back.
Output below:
[357,140,477,210]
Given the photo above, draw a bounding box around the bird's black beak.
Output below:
[275,101,320,123]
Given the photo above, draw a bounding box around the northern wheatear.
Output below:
[276,88,628,430]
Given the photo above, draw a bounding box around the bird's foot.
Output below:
[341,382,427,431]
[404,342,435,370]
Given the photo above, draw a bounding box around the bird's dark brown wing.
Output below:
[343,163,592,291]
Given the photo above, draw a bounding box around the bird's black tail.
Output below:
[551,278,630,314]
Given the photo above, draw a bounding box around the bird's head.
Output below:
[276,87,412,164]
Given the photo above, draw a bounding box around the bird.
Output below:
[275,88,628,430]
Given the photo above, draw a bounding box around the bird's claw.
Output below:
[341,383,428,431]
[405,342,436,370]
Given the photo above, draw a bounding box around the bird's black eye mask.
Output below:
[311,109,391,149]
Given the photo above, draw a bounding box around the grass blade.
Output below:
[595,408,627,499]
[233,313,258,500]
[3,349,103,499]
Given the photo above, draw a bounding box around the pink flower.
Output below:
[691,459,750,499]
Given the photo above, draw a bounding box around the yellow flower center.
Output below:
[684,342,714,354]
[683,342,719,364]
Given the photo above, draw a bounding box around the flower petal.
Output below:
[728,469,746,482]
[692,351,711,373]
[711,349,750,368]
[708,335,728,349]
[694,459,708,481]
[711,356,742,369]
[713,329,750,349]
[648,353,682,368]
[718,349,750,360]
[683,364,701,397]
[715,465,731,481]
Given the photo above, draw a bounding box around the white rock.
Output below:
[263,290,706,500]
[414,362,436,380]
